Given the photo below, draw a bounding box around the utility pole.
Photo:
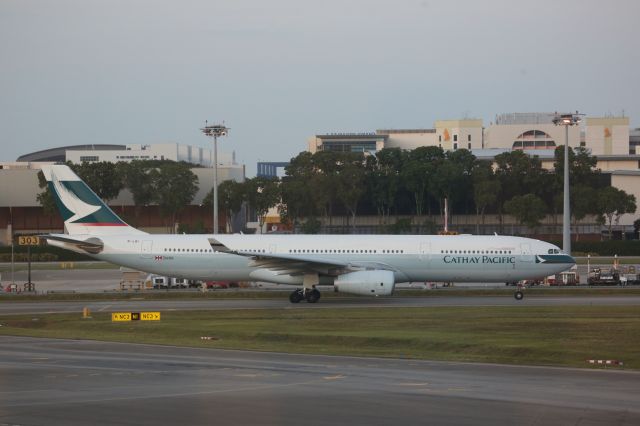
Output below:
[552,112,583,255]
[200,122,229,234]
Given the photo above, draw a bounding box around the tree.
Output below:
[335,152,366,233]
[471,161,500,234]
[245,176,280,233]
[554,146,600,188]
[280,152,320,231]
[596,187,637,238]
[431,149,477,224]
[365,148,403,225]
[494,150,547,231]
[151,162,198,232]
[504,194,547,232]
[36,170,57,215]
[203,180,245,233]
[570,184,598,240]
[120,161,155,221]
[70,161,123,202]
[312,151,341,225]
[401,146,444,216]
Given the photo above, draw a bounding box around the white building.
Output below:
[434,119,483,151]
[585,117,630,156]
[484,113,580,152]
[308,119,484,154]
[65,143,235,167]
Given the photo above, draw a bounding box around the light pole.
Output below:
[552,112,582,255]
[201,122,229,234]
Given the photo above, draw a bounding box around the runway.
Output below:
[2,294,640,315]
[1,336,638,426]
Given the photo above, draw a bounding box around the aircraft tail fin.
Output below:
[40,165,146,236]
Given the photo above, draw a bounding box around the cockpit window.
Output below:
[548,249,553,254]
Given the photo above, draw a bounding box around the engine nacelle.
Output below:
[334,270,395,296]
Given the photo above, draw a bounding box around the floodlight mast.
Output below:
[200,122,229,234]
[552,112,583,255]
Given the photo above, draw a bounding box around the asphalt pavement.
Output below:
[1,336,638,426]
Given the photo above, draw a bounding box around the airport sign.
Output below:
[111,312,161,322]
[17,235,40,246]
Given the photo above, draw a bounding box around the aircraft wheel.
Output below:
[514,290,524,301]
[305,288,321,303]
[289,289,304,303]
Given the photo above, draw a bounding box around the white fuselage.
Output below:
[49,234,574,285]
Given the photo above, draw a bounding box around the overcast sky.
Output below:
[1,0,638,175]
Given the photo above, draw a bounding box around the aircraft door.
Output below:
[269,244,277,254]
[420,243,431,263]
[141,240,153,259]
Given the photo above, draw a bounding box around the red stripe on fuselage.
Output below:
[81,223,128,226]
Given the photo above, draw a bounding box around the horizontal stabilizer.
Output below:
[43,234,104,254]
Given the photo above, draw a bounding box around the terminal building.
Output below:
[307,113,634,157]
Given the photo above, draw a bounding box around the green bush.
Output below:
[300,218,321,234]
[387,218,413,234]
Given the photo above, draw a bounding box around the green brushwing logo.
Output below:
[48,180,125,225]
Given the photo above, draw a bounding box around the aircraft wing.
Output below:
[208,237,395,276]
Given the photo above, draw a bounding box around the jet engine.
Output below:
[334,270,395,296]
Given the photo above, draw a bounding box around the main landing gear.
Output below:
[514,290,524,300]
[289,287,321,304]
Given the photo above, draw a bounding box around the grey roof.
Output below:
[495,112,557,125]
[317,133,387,141]
[376,129,436,134]
[17,144,126,162]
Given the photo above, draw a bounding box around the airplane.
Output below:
[41,164,575,302]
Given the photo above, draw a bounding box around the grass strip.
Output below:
[1,306,638,369]
[3,287,640,302]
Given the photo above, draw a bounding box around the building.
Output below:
[308,113,636,157]
[484,113,580,152]
[585,117,630,155]
[18,143,234,167]
[307,133,387,154]
[434,120,484,151]
[257,162,290,178]
[17,145,125,162]
[303,112,639,233]
[630,128,640,155]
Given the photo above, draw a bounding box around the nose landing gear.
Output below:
[514,290,524,300]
